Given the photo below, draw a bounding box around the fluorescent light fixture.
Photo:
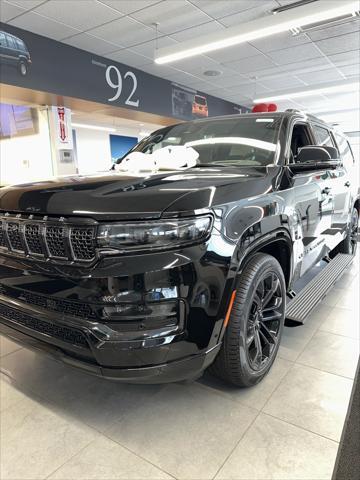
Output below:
[154,1,358,64]
[253,80,359,103]
[72,122,116,132]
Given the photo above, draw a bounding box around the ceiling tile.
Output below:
[259,75,306,90]
[170,56,224,76]
[339,63,360,78]
[190,0,252,19]
[129,0,210,35]
[316,32,360,57]
[327,50,360,67]
[8,11,82,40]
[249,31,311,53]
[170,20,225,42]
[8,0,45,9]
[0,1,26,22]
[34,0,122,31]
[206,42,261,64]
[225,54,276,74]
[130,36,177,59]
[62,33,123,55]
[98,0,163,15]
[307,19,360,42]
[198,74,250,89]
[105,48,152,67]
[266,43,324,65]
[89,15,156,46]
[295,68,345,85]
[219,1,278,27]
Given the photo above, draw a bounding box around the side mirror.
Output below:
[296,146,331,163]
[290,146,341,173]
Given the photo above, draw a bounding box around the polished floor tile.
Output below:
[263,363,353,441]
[0,373,27,412]
[297,330,360,378]
[48,436,171,479]
[200,357,293,410]
[319,306,359,339]
[278,324,315,361]
[1,395,96,480]
[106,382,258,480]
[216,413,339,480]
[0,336,22,357]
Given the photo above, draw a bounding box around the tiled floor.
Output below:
[0,254,359,480]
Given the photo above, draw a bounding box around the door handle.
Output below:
[322,187,331,194]
[344,181,351,187]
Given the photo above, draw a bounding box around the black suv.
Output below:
[0,30,31,76]
[0,111,358,386]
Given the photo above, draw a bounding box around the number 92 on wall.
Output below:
[105,65,139,107]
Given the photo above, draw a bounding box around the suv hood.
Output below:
[0,167,274,220]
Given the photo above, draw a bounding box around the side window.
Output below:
[290,123,313,162]
[312,125,335,147]
[335,133,355,171]
[15,38,25,51]
[0,32,5,46]
[6,36,16,49]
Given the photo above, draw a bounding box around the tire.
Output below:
[209,253,286,387]
[18,61,27,76]
[330,207,359,257]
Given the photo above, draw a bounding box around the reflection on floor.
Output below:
[0,252,359,480]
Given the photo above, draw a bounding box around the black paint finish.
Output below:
[0,112,358,382]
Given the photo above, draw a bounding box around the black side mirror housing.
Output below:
[296,146,331,163]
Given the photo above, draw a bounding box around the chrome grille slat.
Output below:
[0,213,96,263]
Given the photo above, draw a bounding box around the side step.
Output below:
[286,253,354,324]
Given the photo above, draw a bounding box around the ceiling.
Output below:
[1,0,359,131]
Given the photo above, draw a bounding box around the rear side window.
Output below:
[15,38,25,51]
[0,32,5,45]
[312,125,335,147]
[6,35,16,49]
[335,133,355,170]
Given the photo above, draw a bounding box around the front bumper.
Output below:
[0,296,221,383]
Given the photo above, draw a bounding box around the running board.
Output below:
[286,253,354,325]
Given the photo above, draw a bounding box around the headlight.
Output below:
[97,216,212,252]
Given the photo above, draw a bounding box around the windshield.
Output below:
[129,116,281,167]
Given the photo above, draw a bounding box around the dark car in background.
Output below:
[0,30,31,76]
[0,111,358,386]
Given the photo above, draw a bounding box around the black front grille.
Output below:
[0,303,89,348]
[46,226,67,258]
[0,214,97,263]
[25,224,43,254]
[71,227,96,260]
[7,222,23,251]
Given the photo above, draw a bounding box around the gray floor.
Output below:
[0,253,359,480]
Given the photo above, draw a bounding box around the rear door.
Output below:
[289,121,333,275]
[312,124,350,247]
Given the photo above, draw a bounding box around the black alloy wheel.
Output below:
[209,253,286,387]
[246,271,283,371]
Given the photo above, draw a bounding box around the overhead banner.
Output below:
[0,22,249,121]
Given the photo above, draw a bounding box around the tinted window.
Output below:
[15,38,25,51]
[6,36,16,49]
[130,116,281,167]
[0,32,5,45]
[313,125,335,147]
[335,133,354,170]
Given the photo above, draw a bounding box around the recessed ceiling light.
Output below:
[203,70,222,77]
[154,0,358,64]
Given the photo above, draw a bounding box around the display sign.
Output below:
[0,22,249,121]
[51,106,72,149]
